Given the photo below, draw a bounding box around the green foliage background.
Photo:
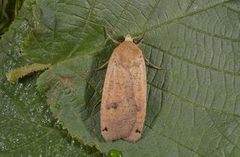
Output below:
[1,0,240,157]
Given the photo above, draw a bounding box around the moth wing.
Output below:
[100,53,138,141]
[124,52,147,142]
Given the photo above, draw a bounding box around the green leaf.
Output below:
[22,0,106,64]
[9,0,240,157]
[0,0,103,156]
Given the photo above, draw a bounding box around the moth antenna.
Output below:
[136,33,145,45]
[103,27,120,44]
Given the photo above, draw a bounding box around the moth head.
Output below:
[124,34,133,42]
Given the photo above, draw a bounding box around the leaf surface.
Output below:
[0,1,102,156]
[4,0,240,157]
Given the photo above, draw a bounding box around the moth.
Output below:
[100,35,147,142]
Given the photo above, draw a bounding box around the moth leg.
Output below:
[144,56,163,70]
[95,61,109,71]
[103,27,120,44]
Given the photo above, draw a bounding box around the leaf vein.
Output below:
[143,42,240,77]
[148,81,240,118]
[180,21,240,42]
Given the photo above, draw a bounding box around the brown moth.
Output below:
[100,35,147,142]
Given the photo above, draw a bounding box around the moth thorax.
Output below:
[125,34,133,42]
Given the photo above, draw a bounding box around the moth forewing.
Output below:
[100,35,147,142]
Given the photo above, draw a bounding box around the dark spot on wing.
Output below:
[106,102,118,110]
[111,102,118,109]
[135,129,141,133]
[102,127,108,132]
